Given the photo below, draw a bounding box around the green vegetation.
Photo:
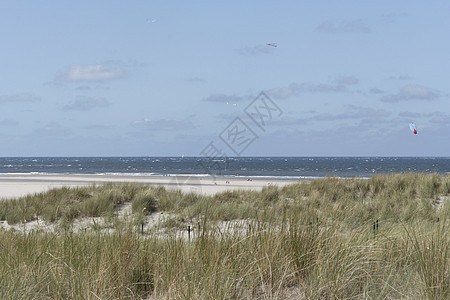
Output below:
[0,173,449,299]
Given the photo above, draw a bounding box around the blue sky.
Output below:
[0,1,449,157]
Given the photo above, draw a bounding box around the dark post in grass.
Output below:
[141,207,146,234]
[188,225,191,240]
[373,219,379,237]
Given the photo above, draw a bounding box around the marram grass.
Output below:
[0,173,448,299]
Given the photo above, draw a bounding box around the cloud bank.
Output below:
[131,118,195,131]
[267,82,349,99]
[58,63,126,82]
[381,85,440,102]
[62,96,110,111]
[203,93,249,103]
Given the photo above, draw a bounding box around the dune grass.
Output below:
[0,173,448,299]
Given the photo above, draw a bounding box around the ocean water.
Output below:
[0,157,449,179]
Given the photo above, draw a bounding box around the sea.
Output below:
[0,157,449,180]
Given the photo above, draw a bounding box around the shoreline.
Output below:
[0,173,300,199]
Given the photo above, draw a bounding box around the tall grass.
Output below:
[0,173,448,299]
[404,221,449,299]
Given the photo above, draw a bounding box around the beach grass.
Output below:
[0,173,449,299]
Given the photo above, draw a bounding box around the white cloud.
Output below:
[131,118,195,131]
[398,111,422,119]
[62,96,110,111]
[388,75,413,80]
[267,82,348,99]
[58,63,126,82]
[204,78,358,104]
[269,117,309,127]
[266,84,300,99]
[397,111,450,125]
[75,85,110,91]
[203,93,249,103]
[381,85,440,102]
[297,82,347,93]
[316,19,371,34]
[237,44,273,56]
[0,93,40,104]
[310,105,391,123]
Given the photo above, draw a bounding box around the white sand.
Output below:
[0,173,298,200]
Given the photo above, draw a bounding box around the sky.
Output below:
[0,0,449,157]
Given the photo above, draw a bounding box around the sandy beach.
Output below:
[0,173,298,200]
